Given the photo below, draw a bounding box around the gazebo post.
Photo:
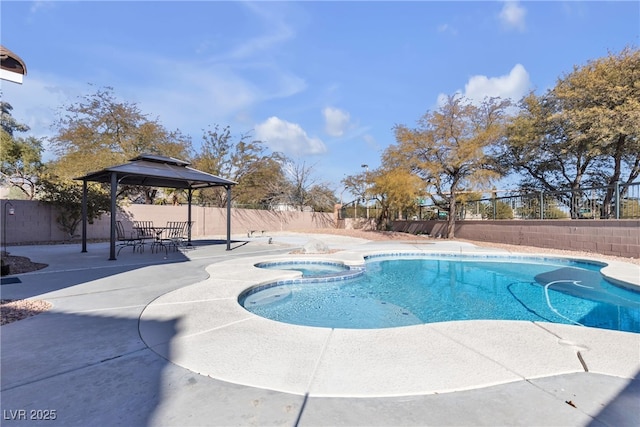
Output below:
[81,180,88,253]
[109,172,117,260]
[187,188,193,246]
[226,186,232,251]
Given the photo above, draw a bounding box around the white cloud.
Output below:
[499,1,526,32]
[255,116,326,156]
[322,107,350,137]
[463,64,531,103]
[437,64,531,106]
[2,43,309,152]
[1,72,85,159]
[5,2,308,148]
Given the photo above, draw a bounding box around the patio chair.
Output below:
[133,221,158,253]
[162,221,189,251]
[116,221,143,254]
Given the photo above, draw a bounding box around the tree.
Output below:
[391,95,511,238]
[483,200,514,219]
[1,100,29,135]
[37,177,111,240]
[341,172,368,204]
[0,101,44,199]
[553,47,640,216]
[503,47,640,217]
[369,167,425,229]
[0,136,44,199]
[621,199,640,219]
[306,184,338,213]
[280,159,332,211]
[239,157,293,209]
[49,86,192,203]
[191,125,282,207]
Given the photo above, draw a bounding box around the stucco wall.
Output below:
[1,200,335,245]
[391,219,640,259]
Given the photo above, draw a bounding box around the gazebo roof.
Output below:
[76,154,237,189]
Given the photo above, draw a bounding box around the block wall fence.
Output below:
[390,219,640,259]
[2,200,638,259]
[0,200,335,245]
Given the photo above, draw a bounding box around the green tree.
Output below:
[0,101,44,199]
[391,95,511,238]
[0,136,44,200]
[37,177,111,240]
[49,86,192,203]
[1,100,29,135]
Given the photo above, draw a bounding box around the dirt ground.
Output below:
[300,228,640,265]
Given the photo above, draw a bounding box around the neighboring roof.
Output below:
[76,154,237,189]
[0,45,27,84]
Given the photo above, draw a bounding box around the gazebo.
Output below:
[76,154,237,260]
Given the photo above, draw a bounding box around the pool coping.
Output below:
[139,244,640,398]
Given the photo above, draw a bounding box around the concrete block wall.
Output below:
[4,199,637,259]
[2,200,70,244]
[1,200,335,245]
[391,219,640,259]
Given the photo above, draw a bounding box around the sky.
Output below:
[2,0,639,198]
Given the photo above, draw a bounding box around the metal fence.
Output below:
[459,182,640,220]
[338,199,380,220]
[340,182,640,221]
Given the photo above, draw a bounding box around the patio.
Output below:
[1,233,638,426]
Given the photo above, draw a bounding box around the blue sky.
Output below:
[2,1,639,195]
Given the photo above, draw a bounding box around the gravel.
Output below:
[1,252,50,326]
[1,299,52,326]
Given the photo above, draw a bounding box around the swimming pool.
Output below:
[240,255,640,332]
[255,260,354,277]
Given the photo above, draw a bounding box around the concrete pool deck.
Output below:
[1,232,639,426]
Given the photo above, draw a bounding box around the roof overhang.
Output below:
[0,46,27,84]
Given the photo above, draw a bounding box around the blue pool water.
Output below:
[256,261,350,277]
[240,256,640,332]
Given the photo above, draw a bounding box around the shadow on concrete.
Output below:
[0,238,250,301]
[588,369,640,427]
[0,237,308,424]
[1,305,304,425]
[1,311,175,426]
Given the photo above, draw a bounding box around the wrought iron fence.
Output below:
[338,199,380,220]
[458,182,640,220]
[340,182,640,220]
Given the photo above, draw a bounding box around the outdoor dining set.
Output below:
[116,220,193,255]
